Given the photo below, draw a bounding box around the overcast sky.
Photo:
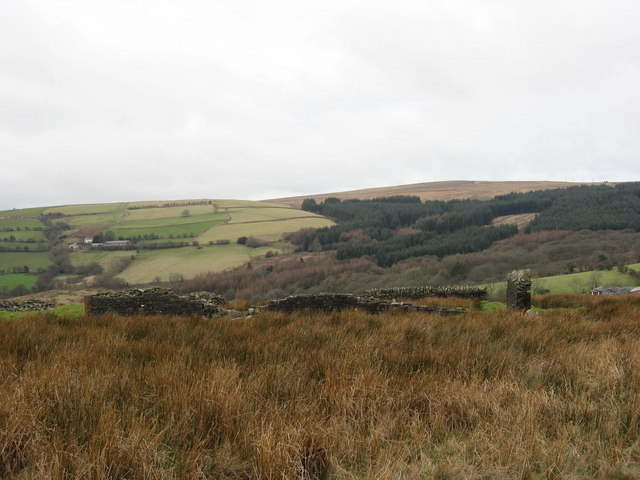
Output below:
[1,0,639,209]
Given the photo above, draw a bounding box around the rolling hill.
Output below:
[0,199,334,296]
[1,180,637,300]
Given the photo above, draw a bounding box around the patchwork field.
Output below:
[0,198,335,294]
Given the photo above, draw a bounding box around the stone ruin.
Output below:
[261,293,468,315]
[84,288,226,317]
[0,300,55,312]
[506,269,532,311]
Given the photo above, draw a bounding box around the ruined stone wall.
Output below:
[506,270,532,311]
[261,294,467,315]
[85,288,224,317]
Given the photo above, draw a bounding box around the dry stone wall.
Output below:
[0,300,55,312]
[261,294,467,315]
[84,288,225,317]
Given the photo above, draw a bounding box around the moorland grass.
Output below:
[2,295,640,478]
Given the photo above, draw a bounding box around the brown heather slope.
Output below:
[267,180,606,207]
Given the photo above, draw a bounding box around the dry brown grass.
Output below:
[268,181,604,208]
[3,296,640,478]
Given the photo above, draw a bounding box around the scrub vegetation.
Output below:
[2,295,640,478]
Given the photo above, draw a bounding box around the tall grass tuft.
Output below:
[2,296,640,478]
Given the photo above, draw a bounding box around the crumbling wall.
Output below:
[261,294,467,315]
[506,270,532,311]
[85,288,224,317]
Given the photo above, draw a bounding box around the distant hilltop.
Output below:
[267,180,609,208]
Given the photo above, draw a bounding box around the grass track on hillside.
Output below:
[3,296,640,478]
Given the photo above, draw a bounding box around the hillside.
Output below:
[268,180,603,207]
[0,199,333,297]
[2,180,639,300]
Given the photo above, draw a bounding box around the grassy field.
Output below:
[0,241,47,252]
[70,250,135,270]
[63,211,126,228]
[2,295,640,478]
[484,263,640,297]
[106,219,226,240]
[0,252,51,273]
[198,216,334,243]
[0,273,38,290]
[114,212,228,229]
[43,203,125,216]
[125,204,219,220]
[0,217,45,230]
[0,206,47,217]
[117,244,288,283]
[0,230,46,241]
[225,206,320,223]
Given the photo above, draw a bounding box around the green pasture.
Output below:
[483,263,640,297]
[70,250,135,270]
[117,244,287,284]
[117,212,228,229]
[0,303,84,321]
[0,242,48,252]
[64,211,126,228]
[125,204,219,221]
[0,206,46,218]
[226,206,318,223]
[106,218,225,240]
[0,230,46,241]
[0,252,51,273]
[0,273,38,290]
[43,203,125,216]
[0,217,45,230]
[197,216,334,243]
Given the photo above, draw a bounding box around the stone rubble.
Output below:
[0,300,55,312]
